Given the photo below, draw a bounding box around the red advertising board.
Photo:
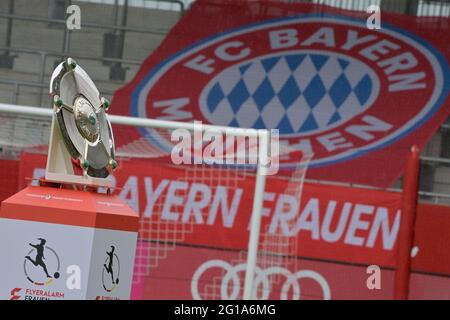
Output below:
[111,0,450,188]
[12,153,450,299]
[137,244,450,300]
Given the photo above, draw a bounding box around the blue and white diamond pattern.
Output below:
[200,51,378,135]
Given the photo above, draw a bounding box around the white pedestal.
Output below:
[0,186,139,300]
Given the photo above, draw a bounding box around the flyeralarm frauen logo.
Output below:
[10,238,65,300]
[97,245,121,300]
[24,238,61,285]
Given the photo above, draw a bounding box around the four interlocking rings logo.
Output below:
[191,259,331,300]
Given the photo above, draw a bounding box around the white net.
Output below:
[133,162,256,284]
[0,111,51,156]
[192,152,315,300]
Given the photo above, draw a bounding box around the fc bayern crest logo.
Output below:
[131,14,449,168]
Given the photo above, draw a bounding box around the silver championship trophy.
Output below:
[46,57,117,187]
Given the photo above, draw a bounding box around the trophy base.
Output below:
[0,185,139,300]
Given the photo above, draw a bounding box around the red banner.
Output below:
[14,153,450,299]
[110,0,450,188]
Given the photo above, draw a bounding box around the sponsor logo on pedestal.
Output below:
[97,245,121,300]
[10,238,65,300]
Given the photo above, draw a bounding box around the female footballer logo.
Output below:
[24,238,61,286]
[102,245,120,292]
[131,14,449,168]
